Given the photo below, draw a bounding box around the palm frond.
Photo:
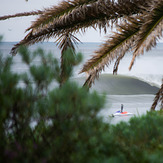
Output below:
[52,0,148,33]
[26,0,97,32]
[151,79,163,110]
[10,0,148,55]
[83,71,97,88]
[0,10,43,21]
[56,32,81,86]
[56,32,81,54]
[129,0,163,70]
[80,17,141,87]
[113,52,126,75]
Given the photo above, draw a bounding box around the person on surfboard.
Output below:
[121,104,123,113]
[111,104,134,117]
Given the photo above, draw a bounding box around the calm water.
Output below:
[1,42,163,124]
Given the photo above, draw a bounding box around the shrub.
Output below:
[0,46,107,163]
[0,44,163,163]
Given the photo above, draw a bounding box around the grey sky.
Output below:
[0,0,105,42]
[0,0,162,43]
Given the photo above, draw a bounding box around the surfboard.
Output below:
[111,110,134,117]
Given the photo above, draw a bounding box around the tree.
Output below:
[0,0,163,110]
[1,44,163,163]
[0,45,104,162]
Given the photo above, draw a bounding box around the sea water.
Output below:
[0,42,162,124]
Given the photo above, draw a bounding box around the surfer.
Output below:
[121,104,123,113]
[110,104,134,117]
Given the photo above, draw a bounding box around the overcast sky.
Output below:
[0,0,106,42]
[0,0,162,43]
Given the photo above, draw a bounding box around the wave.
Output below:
[130,74,163,87]
[72,74,159,95]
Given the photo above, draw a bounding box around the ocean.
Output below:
[0,42,163,124]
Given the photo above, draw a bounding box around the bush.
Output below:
[110,111,163,163]
[0,46,107,163]
[0,45,163,163]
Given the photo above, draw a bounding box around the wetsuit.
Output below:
[121,104,123,113]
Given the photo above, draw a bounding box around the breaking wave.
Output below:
[73,74,159,95]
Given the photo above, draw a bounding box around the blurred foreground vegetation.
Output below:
[0,45,163,163]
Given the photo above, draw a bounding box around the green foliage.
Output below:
[0,44,163,163]
[62,48,82,78]
[110,111,163,163]
[0,45,107,163]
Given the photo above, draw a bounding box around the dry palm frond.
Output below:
[53,0,149,33]
[10,29,80,56]
[83,71,97,88]
[56,32,81,54]
[37,0,148,34]
[80,17,141,87]
[113,52,126,75]
[151,79,163,110]
[56,32,81,86]
[26,0,98,33]
[10,0,148,55]
[0,10,43,21]
[129,0,163,70]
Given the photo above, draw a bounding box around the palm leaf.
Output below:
[83,71,97,88]
[10,0,148,55]
[44,0,148,34]
[0,10,43,21]
[81,17,141,87]
[129,0,163,70]
[113,52,126,75]
[151,79,163,110]
[56,32,81,54]
[51,0,148,34]
[56,32,81,86]
[26,0,97,33]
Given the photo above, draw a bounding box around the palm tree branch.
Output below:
[83,72,96,88]
[81,35,130,72]
[151,80,163,110]
[80,17,141,73]
[0,10,43,21]
[80,17,142,87]
[26,0,98,32]
[51,0,148,32]
[129,0,163,70]
[26,0,148,36]
[141,16,163,45]
[113,53,125,75]
[56,32,80,86]
[10,0,147,55]
[56,32,80,53]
